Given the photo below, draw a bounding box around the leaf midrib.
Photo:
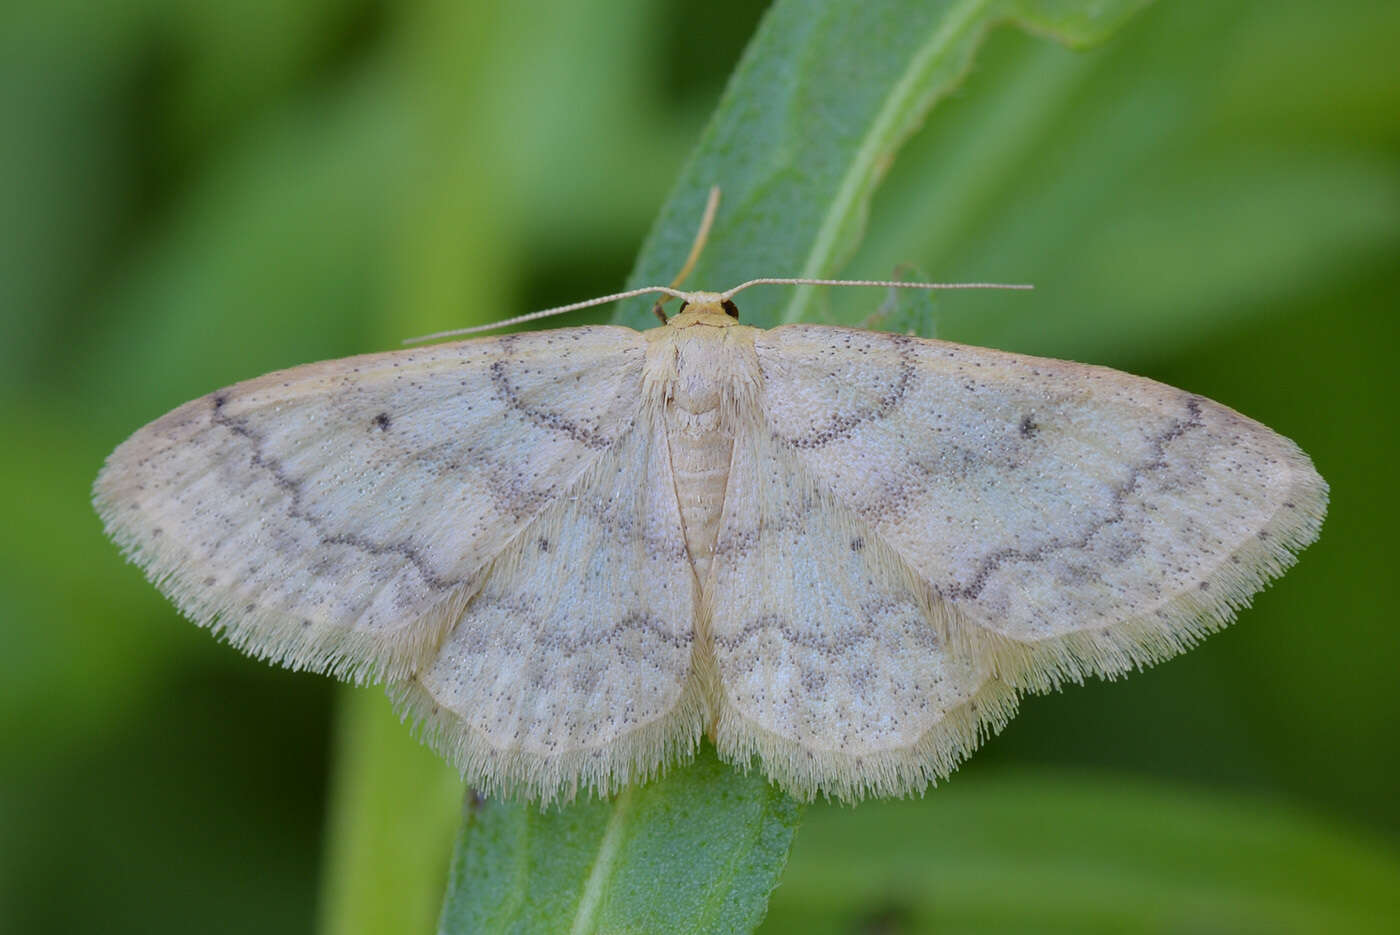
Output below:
[567,786,637,935]
[779,0,993,325]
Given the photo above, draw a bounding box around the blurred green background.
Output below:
[3,0,1398,932]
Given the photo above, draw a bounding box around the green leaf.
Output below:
[617,0,1153,329]
[442,1,1154,931]
[762,769,1400,933]
[837,0,1400,361]
[437,745,800,933]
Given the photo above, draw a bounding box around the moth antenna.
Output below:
[653,185,721,324]
[720,277,1035,300]
[406,187,723,341]
[402,285,689,344]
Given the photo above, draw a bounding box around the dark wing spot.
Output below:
[538,537,551,553]
[1019,415,1039,438]
[850,536,865,552]
[372,412,392,432]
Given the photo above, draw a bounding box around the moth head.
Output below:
[667,291,741,328]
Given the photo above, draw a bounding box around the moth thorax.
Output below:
[669,327,761,419]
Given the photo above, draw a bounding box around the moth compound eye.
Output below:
[721,299,740,319]
[677,301,690,313]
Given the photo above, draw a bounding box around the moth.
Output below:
[94,279,1326,803]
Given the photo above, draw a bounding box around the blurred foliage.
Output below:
[768,771,1400,933]
[1,0,1396,933]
